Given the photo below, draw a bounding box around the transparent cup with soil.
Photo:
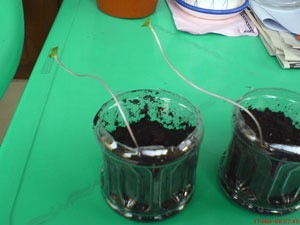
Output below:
[219,88,300,215]
[93,89,204,221]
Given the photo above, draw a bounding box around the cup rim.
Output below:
[233,88,300,162]
[93,89,204,165]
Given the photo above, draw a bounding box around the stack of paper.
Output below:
[245,8,300,69]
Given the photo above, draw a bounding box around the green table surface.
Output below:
[1,0,300,224]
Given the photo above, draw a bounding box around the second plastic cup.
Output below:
[93,89,204,221]
[220,88,300,215]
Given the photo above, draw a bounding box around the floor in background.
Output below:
[0,79,27,143]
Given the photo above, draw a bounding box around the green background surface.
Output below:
[0,0,300,224]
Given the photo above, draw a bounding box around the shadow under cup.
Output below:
[93,89,204,221]
[220,88,300,215]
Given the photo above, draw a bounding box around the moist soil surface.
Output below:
[110,116,195,148]
[241,107,300,146]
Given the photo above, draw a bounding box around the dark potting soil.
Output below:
[110,116,195,148]
[220,107,300,213]
[241,107,300,146]
[103,116,198,218]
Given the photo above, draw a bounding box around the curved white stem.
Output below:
[146,22,263,143]
[53,56,139,148]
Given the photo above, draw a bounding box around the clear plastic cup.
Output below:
[219,88,300,215]
[93,89,204,221]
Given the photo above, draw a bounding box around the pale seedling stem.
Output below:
[49,47,139,148]
[142,19,263,144]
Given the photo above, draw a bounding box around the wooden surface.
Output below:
[15,0,63,79]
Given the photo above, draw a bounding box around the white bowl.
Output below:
[175,0,249,20]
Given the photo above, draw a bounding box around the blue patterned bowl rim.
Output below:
[175,0,250,15]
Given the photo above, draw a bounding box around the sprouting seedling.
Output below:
[49,47,139,149]
[142,19,264,144]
